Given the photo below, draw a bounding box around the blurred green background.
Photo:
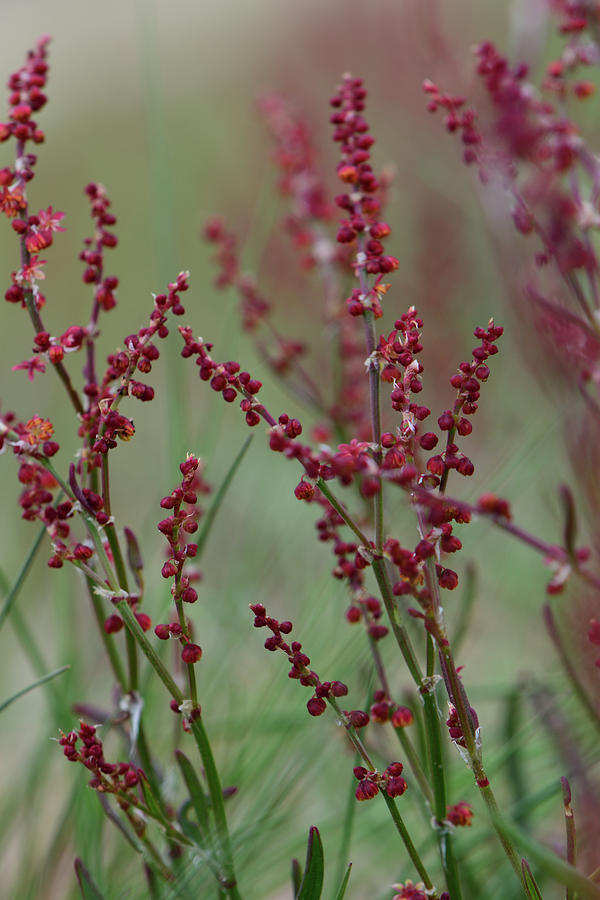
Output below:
[0,1,596,898]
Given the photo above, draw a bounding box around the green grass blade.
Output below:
[0,522,47,630]
[194,435,253,560]
[521,859,543,900]
[291,857,302,896]
[0,665,69,714]
[491,811,600,899]
[297,826,324,900]
[333,862,352,900]
[74,858,106,900]
[175,748,210,837]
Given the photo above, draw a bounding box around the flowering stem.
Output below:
[174,591,199,708]
[371,558,424,686]
[85,579,127,691]
[116,599,183,703]
[315,477,370,544]
[380,792,435,891]
[315,477,425,685]
[438,640,524,885]
[328,695,435,889]
[189,717,242,899]
[393,726,433,805]
[361,306,384,551]
[115,599,240,896]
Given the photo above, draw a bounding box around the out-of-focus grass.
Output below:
[0,1,597,898]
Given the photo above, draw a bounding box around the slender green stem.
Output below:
[438,640,524,884]
[316,478,370,545]
[394,726,433,805]
[371,558,424,685]
[104,519,138,691]
[86,579,127,691]
[361,307,384,551]
[189,717,242,899]
[380,792,434,890]
[116,599,183,703]
[421,675,463,900]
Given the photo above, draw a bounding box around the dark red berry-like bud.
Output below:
[104,614,123,634]
[307,697,327,716]
[356,779,379,801]
[392,706,414,728]
[346,709,369,728]
[181,643,203,664]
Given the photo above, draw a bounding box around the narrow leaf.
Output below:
[503,688,528,826]
[0,521,47,630]
[562,776,576,900]
[175,749,210,837]
[139,772,167,824]
[333,863,352,900]
[297,826,324,900]
[97,794,144,854]
[177,799,205,846]
[194,435,253,561]
[74,858,106,900]
[291,858,302,897]
[521,859,543,900]
[0,665,69,715]
[491,810,600,899]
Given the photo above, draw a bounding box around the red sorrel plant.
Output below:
[2,14,600,900]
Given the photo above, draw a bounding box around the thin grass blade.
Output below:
[0,665,69,714]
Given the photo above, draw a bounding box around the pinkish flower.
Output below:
[12,354,46,380]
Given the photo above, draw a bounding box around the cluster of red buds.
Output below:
[427,320,503,487]
[369,690,414,729]
[77,271,189,466]
[59,721,142,802]
[103,595,150,636]
[353,760,407,801]
[249,603,355,717]
[257,92,333,229]
[153,454,210,666]
[392,881,449,900]
[0,36,59,314]
[330,74,398,318]
[80,182,118,310]
[446,704,480,750]
[446,801,473,827]
[426,40,596,273]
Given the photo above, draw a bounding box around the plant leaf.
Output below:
[139,772,167,824]
[291,857,302,897]
[296,826,324,900]
[175,749,210,838]
[0,521,48,630]
[74,858,106,900]
[194,435,253,561]
[491,810,600,899]
[333,862,352,900]
[0,665,69,715]
[521,859,543,900]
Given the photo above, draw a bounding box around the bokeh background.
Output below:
[0,1,597,898]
